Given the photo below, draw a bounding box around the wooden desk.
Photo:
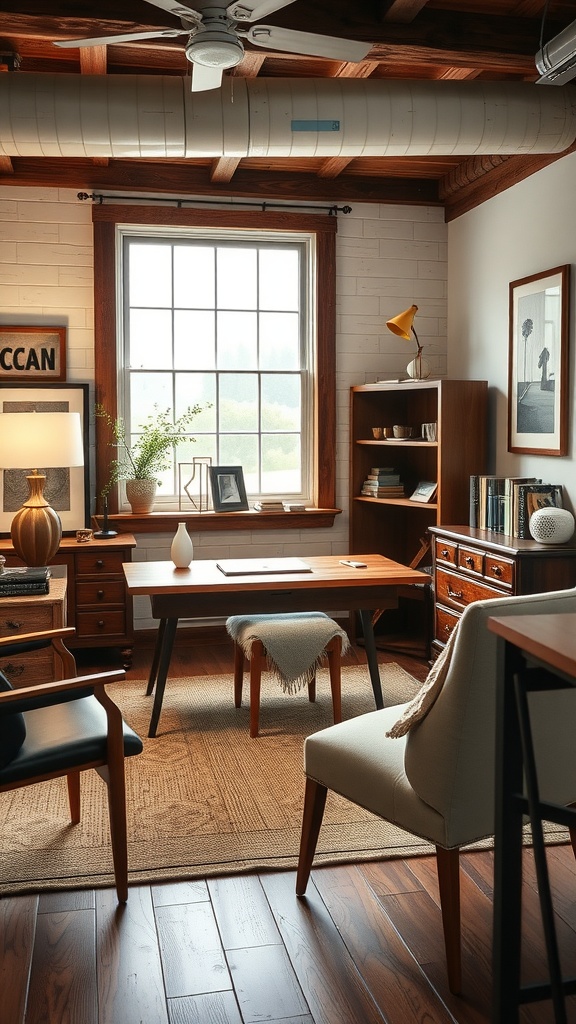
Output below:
[123,553,430,737]
[488,612,576,1024]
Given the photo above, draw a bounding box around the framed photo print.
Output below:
[0,325,67,382]
[0,382,90,534]
[209,465,249,512]
[508,265,570,456]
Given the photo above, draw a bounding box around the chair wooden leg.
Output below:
[327,636,342,724]
[307,674,316,703]
[233,641,245,707]
[296,777,328,895]
[249,639,264,737]
[67,771,81,823]
[96,686,130,903]
[435,845,462,995]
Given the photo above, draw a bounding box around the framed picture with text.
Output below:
[0,382,90,535]
[508,265,570,456]
[0,326,67,382]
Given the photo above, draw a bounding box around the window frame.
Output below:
[93,204,338,532]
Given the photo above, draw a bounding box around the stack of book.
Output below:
[282,501,307,512]
[361,466,404,499]
[0,565,51,597]
[470,475,564,538]
[253,499,285,512]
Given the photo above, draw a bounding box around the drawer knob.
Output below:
[444,624,452,635]
[465,556,474,567]
[97,589,105,599]
[491,565,502,576]
[441,549,450,558]
[448,586,464,599]
[4,619,23,630]
[2,662,24,677]
[96,559,104,568]
[97,620,105,628]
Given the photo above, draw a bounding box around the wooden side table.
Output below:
[0,577,67,685]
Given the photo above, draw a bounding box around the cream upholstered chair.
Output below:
[296,587,576,995]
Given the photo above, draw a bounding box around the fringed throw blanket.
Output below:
[226,612,350,694]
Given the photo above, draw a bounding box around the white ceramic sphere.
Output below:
[528,506,575,545]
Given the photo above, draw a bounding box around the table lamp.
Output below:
[386,303,430,380]
[0,411,84,566]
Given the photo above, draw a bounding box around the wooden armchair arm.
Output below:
[0,668,125,705]
[0,627,75,648]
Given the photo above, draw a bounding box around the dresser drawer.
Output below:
[435,604,460,644]
[0,650,54,688]
[436,567,506,611]
[76,551,125,576]
[435,539,458,568]
[458,545,484,576]
[484,554,514,589]
[0,602,56,637]
[76,581,126,606]
[75,610,126,639]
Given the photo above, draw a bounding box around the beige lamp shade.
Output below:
[386,304,419,341]
[0,412,84,567]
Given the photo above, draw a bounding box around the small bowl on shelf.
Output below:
[392,425,414,439]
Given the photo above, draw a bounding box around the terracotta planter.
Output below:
[125,478,157,514]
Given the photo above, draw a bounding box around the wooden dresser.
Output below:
[429,524,576,657]
[0,576,67,685]
[0,534,136,666]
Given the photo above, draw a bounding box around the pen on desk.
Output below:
[339,559,367,568]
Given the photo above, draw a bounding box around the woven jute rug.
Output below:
[0,663,568,894]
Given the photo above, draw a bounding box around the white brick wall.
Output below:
[0,187,447,628]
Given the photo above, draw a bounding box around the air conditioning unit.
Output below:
[536,18,576,85]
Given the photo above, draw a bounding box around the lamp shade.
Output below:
[0,411,84,567]
[0,412,84,469]
[386,304,418,340]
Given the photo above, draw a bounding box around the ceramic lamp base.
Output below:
[10,471,62,567]
[406,355,430,380]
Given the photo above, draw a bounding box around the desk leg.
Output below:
[359,609,384,710]
[146,617,166,696]
[493,639,524,1024]
[148,617,178,739]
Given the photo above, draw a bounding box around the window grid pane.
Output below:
[123,235,309,504]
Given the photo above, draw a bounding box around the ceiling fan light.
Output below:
[186,33,244,68]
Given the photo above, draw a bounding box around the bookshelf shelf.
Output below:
[350,379,488,654]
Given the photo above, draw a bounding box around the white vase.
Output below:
[171,521,194,568]
[529,506,575,545]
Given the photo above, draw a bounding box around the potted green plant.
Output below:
[96,403,205,513]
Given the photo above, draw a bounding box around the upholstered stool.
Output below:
[226,612,350,737]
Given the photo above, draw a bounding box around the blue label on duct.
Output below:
[291,120,341,132]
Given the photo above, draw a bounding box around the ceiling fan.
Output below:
[54,0,372,92]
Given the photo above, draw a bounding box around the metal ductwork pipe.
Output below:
[1,74,575,159]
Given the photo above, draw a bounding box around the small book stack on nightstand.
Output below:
[0,564,50,597]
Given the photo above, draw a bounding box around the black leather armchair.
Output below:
[0,627,143,902]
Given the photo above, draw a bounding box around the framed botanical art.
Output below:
[209,465,249,512]
[0,382,90,534]
[508,265,570,456]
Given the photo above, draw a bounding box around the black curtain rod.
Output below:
[77,192,352,215]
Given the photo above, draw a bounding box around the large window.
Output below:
[122,232,310,505]
[93,205,337,526]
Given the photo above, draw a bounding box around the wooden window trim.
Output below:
[93,204,338,532]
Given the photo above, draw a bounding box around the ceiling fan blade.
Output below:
[243,25,372,62]
[191,63,224,91]
[140,0,202,22]
[227,0,297,23]
[54,28,189,48]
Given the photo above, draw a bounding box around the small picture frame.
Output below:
[0,325,67,382]
[410,480,438,503]
[209,465,249,512]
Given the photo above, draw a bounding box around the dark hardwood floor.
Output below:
[2,636,576,1023]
